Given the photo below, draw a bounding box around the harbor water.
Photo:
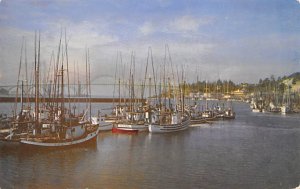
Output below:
[0,102,299,188]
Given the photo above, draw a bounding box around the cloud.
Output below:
[169,15,201,33]
[44,20,119,49]
[0,22,120,86]
[296,0,300,4]
[139,22,155,36]
[138,15,213,38]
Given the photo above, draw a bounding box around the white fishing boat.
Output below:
[113,111,148,132]
[148,45,190,133]
[148,110,190,133]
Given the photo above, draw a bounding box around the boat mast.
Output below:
[35,31,41,133]
[112,51,119,109]
[129,51,134,112]
[46,52,54,106]
[118,78,121,108]
[149,48,157,103]
[14,37,24,118]
[163,45,167,111]
[21,80,24,113]
[24,38,30,107]
[53,32,62,119]
[64,29,71,116]
[88,50,92,122]
[60,62,65,123]
[175,65,180,112]
[142,48,150,102]
[167,45,176,110]
[72,61,76,116]
[205,80,208,110]
[85,48,88,114]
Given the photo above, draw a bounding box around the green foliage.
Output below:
[187,72,300,97]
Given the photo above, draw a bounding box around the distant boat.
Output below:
[222,108,236,119]
[189,105,208,124]
[105,105,127,123]
[281,84,292,114]
[252,108,261,113]
[280,105,290,114]
[201,110,217,121]
[93,118,113,131]
[268,102,281,113]
[91,112,113,131]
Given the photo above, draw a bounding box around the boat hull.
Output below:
[20,128,100,148]
[99,122,113,131]
[190,118,207,124]
[112,127,138,134]
[116,123,148,132]
[148,118,190,133]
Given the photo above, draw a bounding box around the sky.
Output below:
[1,0,300,95]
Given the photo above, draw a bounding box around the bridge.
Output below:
[0,97,145,103]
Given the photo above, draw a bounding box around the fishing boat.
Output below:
[115,120,147,132]
[91,112,113,131]
[148,109,190,133]
[112,51,152,133]
[104,105,127,123]
[190,115,207,124]
[201,110,217,121]
[111,126,138,134]
[214,103,236,120]
[20,122,99,147]
[189,104,207,124]
[110,104,149,133]
[0,108,34,143]
[222,108,236,119]
[18,32,100,148]
[148,84,190,133]
[111,104,149,134]
[148,45,191,133]
[0,38,35,143]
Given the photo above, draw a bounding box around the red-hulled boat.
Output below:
[112,127,138,134]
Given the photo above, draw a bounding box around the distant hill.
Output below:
[282,72,300,92]
[287,72,300,81]
[0,88,9,95]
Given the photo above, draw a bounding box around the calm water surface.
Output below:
[0,102,299,189]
